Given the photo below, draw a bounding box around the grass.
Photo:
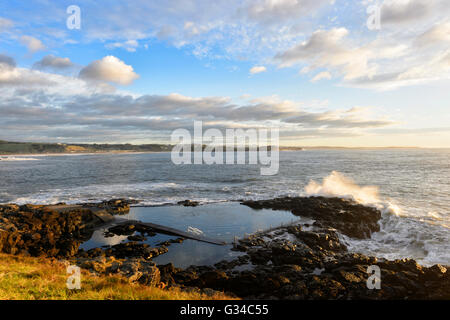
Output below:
[0,253,236,300]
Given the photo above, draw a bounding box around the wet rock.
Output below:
[86,247,104,258]
[175,218,450,300]
[108,223,135,236]
[137,265,161,286]
[78,256,112,273]
[242,196,381,239]
[82,199,137,215]
[0,200,136,258]
[0,206,97,257]
[290,229,347,252]
[335,269,364,283]
[108,242,168,260]
[158,263,182,286]
[174,269,200,284]
[198,270,229,287]
[177,200,200,207]
[108,223,158,238]
[423,264,447,281]
[127,234,147,242]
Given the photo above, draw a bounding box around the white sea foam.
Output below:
[0,156,39,161]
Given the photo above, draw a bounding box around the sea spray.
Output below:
[304,171,403,216]
[304,171,380,205]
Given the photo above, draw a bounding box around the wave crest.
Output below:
[304,171,402,216]
[305,171,380,204]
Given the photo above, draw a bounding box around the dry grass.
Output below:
[0,253,236,300]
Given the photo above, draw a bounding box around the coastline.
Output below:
[2,146,441,157]
[1,197,448,300]
[0,151,171,157]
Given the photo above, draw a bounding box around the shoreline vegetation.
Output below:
[0,140,423,155]
[0,198,448,300]
[0,253,235,300]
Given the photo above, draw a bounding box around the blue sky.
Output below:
[0,0,449,147]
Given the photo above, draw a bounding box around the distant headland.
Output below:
[0,140,421,155]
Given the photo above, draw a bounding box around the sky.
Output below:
[0,0,449,147]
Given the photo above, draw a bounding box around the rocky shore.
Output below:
[0,197,449,299]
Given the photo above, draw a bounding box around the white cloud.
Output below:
[311,71,332,82]
[396,50,450,82]
[246,0,331,24]
[20,35,46,53]
[6,0,332,62]
[0,63,20,84]
[275,28,349,67]
[183,21,213,37]
[374,0,450,34]
[0,64,114,94]
[275,21,450,89]
[33,55,74,70]
[0,17,13,32]
[381,0,434,25]
[0,62,397,143]
[249,66,267,74]
[275,28,376,80]
[416,22,450,47]
[0,54,16,68]
[106,40,139,52]
[79,56,139,85]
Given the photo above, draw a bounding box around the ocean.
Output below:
[0,149,449,266]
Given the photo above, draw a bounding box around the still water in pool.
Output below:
[80,202,297,268]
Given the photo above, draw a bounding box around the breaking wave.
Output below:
[304,171,450,266]
[304,171,402,216]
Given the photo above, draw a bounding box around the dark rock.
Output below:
[199,270,229,287]
[137,265,161,286]
[108,223,136,236]
[177,200,200,207]
[0,205,98,257]
[423,264,447,281]
[170,237,185,244]
[127,234,147,242]
[82,199,137,215]
[242,196,381,239]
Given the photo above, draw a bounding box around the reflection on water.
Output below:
[81,202,297,268]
